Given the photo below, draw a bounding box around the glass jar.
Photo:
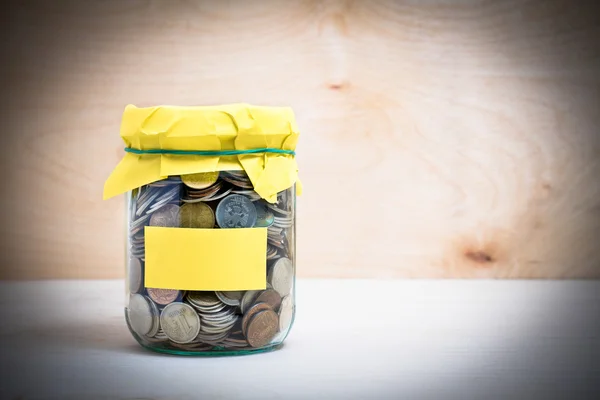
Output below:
[104,103,301,356]
[125,172,296,355]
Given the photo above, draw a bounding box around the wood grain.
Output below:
[0,0,599,279]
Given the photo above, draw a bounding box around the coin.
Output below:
[221,171,254,189]
[147,288,181,306]
[254,201,275,227]
[215,194,257,228]
[149,204,180,227]
[240,290,260,314]
[266,245,280,261]
[269,257,293,297]
[128,294,156,337]
[136,189,162,216]
[278,295,293,332]
[181,172,220,189]
[187,291,221,308]
[160,302,201,344]
[246,309,279,348]
[128,257,143,294]
[215,291,244,307]
[182,186,232,203]
[147,297,161,337]
[242,302,272,336]
[188,294,238,344]
[146,186,181,214]
[254,289,282,311]
[267,202,292,216]
[187,180,222,196]
[180,202,215,228]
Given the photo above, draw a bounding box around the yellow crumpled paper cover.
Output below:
[103,103,301,203]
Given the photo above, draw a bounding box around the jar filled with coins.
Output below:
[104,104,301,355]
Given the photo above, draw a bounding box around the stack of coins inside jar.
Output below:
[126,171,295,353]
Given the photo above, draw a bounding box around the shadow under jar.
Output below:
[125,171,296,355]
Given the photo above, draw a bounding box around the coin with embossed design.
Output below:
[242,302,272,336]
[149,204,180,227]
[180,202,215,228]
[246,309,278,348]
[160,302,201,344]
[215,194,257,228]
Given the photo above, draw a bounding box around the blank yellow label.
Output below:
[144,227,267,291]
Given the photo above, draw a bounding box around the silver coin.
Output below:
[202,312,237,325]
[136,189,162,216]
[267,202,292,217]
[152,328,168,340]
[146,186,181,214]
[278,295,293,333]
[240,290,260,314]
[194,330,231,344]
[130,213,151,230]
[201,319,237,332]
[128,294,156,337]
[269,257,293,297]
[128,257,143,294]
[160,302,201,344]
[149,204,180,227]
[190,302,228,314]
[187,291,222,308]
[215,194,257,228]
[215,291,244,307]
[147,297,161,337]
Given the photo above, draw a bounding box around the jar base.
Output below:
[138,340,284,357]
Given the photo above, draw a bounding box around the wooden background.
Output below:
[1,0,599,279]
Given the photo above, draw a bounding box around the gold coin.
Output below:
[180,202,215,228]
[181,172,219,189]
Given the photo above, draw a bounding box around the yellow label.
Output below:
[144,226,267,291]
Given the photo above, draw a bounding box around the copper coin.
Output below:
[146,288,181,306]
[246,309,278,348]
[254,289,282,311]
[242,302,272,336]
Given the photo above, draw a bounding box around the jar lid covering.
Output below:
[104,103,301,203]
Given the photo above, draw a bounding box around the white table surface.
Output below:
[0,279,599,400]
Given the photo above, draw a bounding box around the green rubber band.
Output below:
[124,147,295,156]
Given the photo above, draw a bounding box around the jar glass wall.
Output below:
[124,171,296,355]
